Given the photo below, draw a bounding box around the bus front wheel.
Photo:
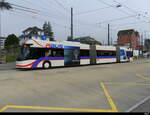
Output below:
[43,61,51,69]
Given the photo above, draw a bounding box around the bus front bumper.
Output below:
[16,60,35,69]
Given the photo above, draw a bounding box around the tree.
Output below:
[0,0,12,10]
[0,0,12,51]
[0,0,12,36]
[5,34,19,53]
[43,22,54,41]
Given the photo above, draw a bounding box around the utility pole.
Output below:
[71,7,73,40]
[138,35,141,55]
[129,32,132,49]
[108,24,110,46]
[0,11,1,53]
[141,34,143,46]
[144,31,147,41]
[141,34,144,55]
[0,11,1,37]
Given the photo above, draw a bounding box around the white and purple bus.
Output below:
[16,39,130,69]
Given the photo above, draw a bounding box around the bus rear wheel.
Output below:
[43,61,51,69]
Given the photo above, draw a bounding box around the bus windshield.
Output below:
[17,47,64,61]
[17,47,30,61]
[17,47,45,61]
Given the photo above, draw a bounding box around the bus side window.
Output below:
[110,51,116,56]
[52,49,64,57]
[45,50,52,57]
[97,51,116,57]
[57,50,64,57]
[53,51,57,57]
[80,50,89,57]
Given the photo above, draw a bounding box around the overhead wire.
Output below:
[15,0,70,20]
[53,0,70,13]
[99,14,138,24]
[112,0,149,24]
[9,0,113,33]
[8,0,72,34]
[6,2,71,30]
[9,10,70,30]
[97,0,150,34]
[7,0,150,40]
[10,2,70,22]
[97,0,132,16]
[75,6,114,15]
[13,7,38,14]
[10,3,40,12]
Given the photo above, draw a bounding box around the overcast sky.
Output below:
[1,0,150,43]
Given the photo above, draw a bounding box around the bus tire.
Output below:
[43,61,51,69]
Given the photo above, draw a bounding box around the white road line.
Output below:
[126,95,150,112]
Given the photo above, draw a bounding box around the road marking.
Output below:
[0,81,149,112]
[100,82,118,112]
[4,81,148,112]
[0,105,115,112]
[126,95,150,112]
[103,81,150,112]
[0,105,9,112]
[0,83,118,112]
[136,74,150,81]
[104,82,150,86]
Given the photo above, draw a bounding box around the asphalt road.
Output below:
[0,59,150,112]
[132,99,150,112]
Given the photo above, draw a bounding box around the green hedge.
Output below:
[6,54,18,63]
[5,48,20,63]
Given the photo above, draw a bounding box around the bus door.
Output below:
[120,49,127,62]
[90,45,97,65]
[64,46,80,66]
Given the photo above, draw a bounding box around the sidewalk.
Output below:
[0,62,16,71]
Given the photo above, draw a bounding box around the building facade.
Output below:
[19,26,50,45]
[144,39,150,51]
[117,29,140,50]
[0,37,6,49]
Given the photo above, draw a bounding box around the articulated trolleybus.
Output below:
[16,39,130,69]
